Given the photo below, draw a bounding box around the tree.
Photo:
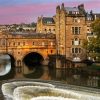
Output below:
[83,19,100,61]
[91,19,100,60]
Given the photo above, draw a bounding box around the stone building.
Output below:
[0,31,56,77]
[37,3,98,62]
[56,3,88,61]
[36,17,55,34]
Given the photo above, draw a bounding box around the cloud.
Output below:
[0,3,56,24]
[0,0,100,24]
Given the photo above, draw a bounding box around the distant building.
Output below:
[36,17,55,34]
[0,23,36,32]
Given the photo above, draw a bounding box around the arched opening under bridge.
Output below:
[0,54,16,80]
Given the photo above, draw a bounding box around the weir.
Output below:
[1,79,100,100]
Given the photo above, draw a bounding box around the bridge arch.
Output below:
[22,51,46,60]
[22,52,44,70]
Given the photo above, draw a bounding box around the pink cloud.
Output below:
[0,3,56,24]
[0,3,56,16]
[0,1,100,24]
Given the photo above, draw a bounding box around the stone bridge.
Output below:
[0,32,56,77]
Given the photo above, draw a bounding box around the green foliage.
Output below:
[83,19,100,61]
[91,19,100,54]
[91,19,100,37]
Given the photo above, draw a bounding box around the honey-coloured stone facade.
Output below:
[36,3,96,61]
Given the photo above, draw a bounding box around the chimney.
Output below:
[56,5,60,10]
[61,3,64,9]
[56,5,60,13]
[78,4,84,9]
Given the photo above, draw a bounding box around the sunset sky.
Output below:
[0,0,100,24]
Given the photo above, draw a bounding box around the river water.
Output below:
[0,55,100,89]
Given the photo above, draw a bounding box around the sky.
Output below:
[0,0,100,24]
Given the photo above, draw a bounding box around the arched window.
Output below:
[72,38,80,45]
[75,38,78,41]
[74,38,79,45]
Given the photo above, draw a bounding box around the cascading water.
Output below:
[31,96,77,100]
[1,80,100,100]
[13,86,100,100]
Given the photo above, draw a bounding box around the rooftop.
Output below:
[65,7,79,12]
[10,32,56,39]
[42,17,55,24]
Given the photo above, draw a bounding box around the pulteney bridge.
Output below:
[0,32,56,77]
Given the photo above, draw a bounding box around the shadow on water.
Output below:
[24,65,44,79]
[48,67,100,88]
[47,58,100,88]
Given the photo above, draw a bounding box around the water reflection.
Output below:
[48,68,100,88]
[24,65,100,88]
[0,54,100,88]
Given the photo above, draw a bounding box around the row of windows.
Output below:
[73,18,80,23]
[0,39,55,47]
[68,11,79,15]
[44,27,81,35]
[17,50,53,55]
[43,27,82,35]
[44,26,91,35]
[7,41,54,46]
[72,48,81,53]
[44,29,55,32]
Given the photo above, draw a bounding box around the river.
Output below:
[0,54,100,89]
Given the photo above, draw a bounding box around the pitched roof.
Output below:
[42,17,55,24]
[64,4,86,15]
[65,7,79,12]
